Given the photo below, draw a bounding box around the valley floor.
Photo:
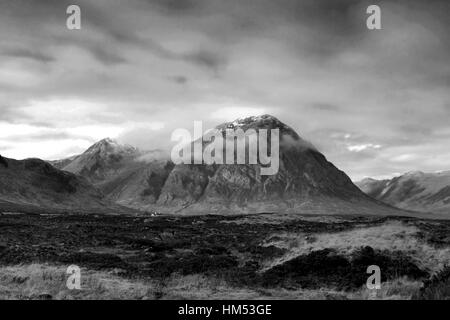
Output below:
[0,212,449,300]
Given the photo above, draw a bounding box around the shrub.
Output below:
[415,266,450,300]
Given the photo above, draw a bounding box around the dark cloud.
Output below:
[0,0,449,178]
[28,121,57,128]
[309,103,341,112]
[183,50,227,71]
[87,45,127,65]
[1,47,54,63]
[0,106,30,123]
[6,132,77,142]
[169,76,188,84]
[149,0,202,14]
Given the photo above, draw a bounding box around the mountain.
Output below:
[3,116,440,217]
[52,115,422,217]
[153,114,402,215]
[49,155,78,170]
[62,138,140,182]
[356,171,450,214]
[356,177,390,197]
[56,138,174,209]
[0,156,128,214]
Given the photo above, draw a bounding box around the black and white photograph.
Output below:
[0,0,449,305]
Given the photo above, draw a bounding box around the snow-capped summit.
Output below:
[218,114,295,133]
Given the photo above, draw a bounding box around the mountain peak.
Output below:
[216,114,300,138]
[85,138,137,155]
[225,114,285,128]
[236,114,281,123]
[61,138,141,181]
[90,137,118,148]
[100,137,116,144]
[403,170,424,177]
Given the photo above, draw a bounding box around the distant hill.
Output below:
[0,156,131,214]
[55,138,174,209]
[356,171,450,214]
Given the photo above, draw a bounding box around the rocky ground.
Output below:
[0,212,449,299]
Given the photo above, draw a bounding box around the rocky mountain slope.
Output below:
[356,171,450,214]
[156,115,373,213]
[56,138,173,208]
[52,115,418,216]
[0,156,128,214]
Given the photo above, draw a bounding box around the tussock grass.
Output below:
[0,264,440,300]
[414,266,450,299]
[349,277,423,300]
[0,264,154,300]
[1,215,448,300]
[263,221,450,273]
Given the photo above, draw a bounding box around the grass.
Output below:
[263,221,450,273]
[1,213,449,299]
[349,277,423,300]
[0,264,431,300]
[414,266,450,299]
[260,246,427,291]
[0,264,154,300]
[0,264,289,300]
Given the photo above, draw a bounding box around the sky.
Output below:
[0,0,449,181]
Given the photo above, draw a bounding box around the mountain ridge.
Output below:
[0,156,132,214]
[131,114,405,215]
[54,138,173,209]
[356,171,450,214]
[4,114,439,217]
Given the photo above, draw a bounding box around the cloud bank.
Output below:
[0,0,449,180]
